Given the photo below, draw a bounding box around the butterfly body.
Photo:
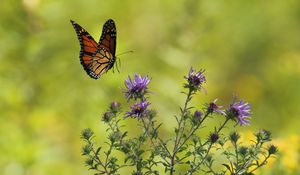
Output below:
[71,19,117,79]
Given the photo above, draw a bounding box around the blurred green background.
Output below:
[1,0,299,174]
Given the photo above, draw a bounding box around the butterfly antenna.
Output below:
[116,50,134,57]
[114,50,132,73]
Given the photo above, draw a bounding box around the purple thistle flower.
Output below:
[194,110,203,120]
[125,101,150,119]
[184,67,206,91]
[192,110,203,125]
[227,99,251,126]
[207,99,225,115]
[125,74,150,100]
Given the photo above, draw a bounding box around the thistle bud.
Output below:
[110,101,121,113]
[268,144,278,155]
[209,132,219,143]
[102,112,113,123]
[81,128,94,140]
[229,131,240,144]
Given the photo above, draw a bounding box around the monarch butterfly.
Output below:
[70,19,117,79]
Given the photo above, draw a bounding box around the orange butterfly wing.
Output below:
[71,19,117,79]
[98,19,117,56]
[89,48,114,78]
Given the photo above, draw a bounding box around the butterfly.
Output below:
[70,19,117,79]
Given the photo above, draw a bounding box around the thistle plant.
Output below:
[81,67,277,175]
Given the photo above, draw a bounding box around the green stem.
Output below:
[140,117,171,167]
[204,161,217,175]
[176,112,210,155]
[249,155,271,174]
[234,142,239,164]
[170,89,193,175]
[89,140,110,174]
[104,141,114,169]
[185,118,230,175]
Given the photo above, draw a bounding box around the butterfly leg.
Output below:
[115,57,120,73]
[117,57,121,72]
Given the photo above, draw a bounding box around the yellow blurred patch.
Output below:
[239,130,256,145]
[273,134,299,171]
[22,0,40,10]
[236,131,299,173]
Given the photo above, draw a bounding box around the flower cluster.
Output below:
[81,67,277,175]
[124,74,151,119]
[205,98,251,126]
